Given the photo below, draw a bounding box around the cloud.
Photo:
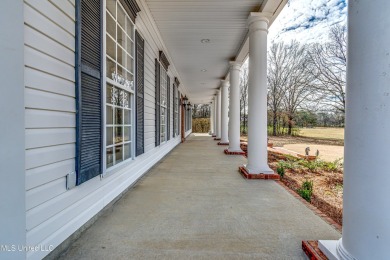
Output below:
[268,0,347,44]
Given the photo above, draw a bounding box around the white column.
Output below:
[228,62,243,152]
[209,100,214,135]
[319,1,390,259]
[220,80,229,143]
[214,95,217,136]
[244,13,273,174]
[216,89,222,139]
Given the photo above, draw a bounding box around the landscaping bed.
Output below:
[268,151,343,226]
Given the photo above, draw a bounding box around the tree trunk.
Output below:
[272,111,277,136]
[288,115,293,135]
[243,102,247,134]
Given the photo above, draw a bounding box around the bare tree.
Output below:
[281,41,315,135]
[308,24,347,114]
[240,62,249,134]
[268,42,292,136]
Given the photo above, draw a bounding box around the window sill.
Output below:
[101,157,136,179]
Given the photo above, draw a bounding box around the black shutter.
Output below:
[155,60,160,146]
[167,76,171,141]
[178,91,181,133]
[135,30,144,156]
[75,0,103,185]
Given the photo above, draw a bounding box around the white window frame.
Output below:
[103,0,136,175]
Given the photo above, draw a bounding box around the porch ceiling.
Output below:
[145,0,266,104]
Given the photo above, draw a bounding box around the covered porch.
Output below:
[58,134,340,259]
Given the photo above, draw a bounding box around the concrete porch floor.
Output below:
[59,134,340,259]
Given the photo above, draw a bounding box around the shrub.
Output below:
[192,118,210,133]
[298,160,322,171]
[322,159,342,172]
[278,160,300,170]
[297,180,313,202]
[276,166,285,178]
[298,158,342,172]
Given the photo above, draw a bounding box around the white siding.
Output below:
[24,1,182,259]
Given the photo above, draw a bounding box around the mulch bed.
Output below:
[268,151,343,227]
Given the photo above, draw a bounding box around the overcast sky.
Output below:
[268,0,347,44]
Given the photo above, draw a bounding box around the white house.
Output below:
[1,0,390,259]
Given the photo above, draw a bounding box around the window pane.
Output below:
[106,57,116,79]
[106,105,113,124]
[126,36,134,56]
[106,12,116,39]
[126,17,134,39]
[124,143,131,160]
[115,108,123,124]
[115,126,123,144]
[121,91,129,108]
[117,65,125,79]
[126,72,134,90]
[124,109,131,124]
[106,0,116,18]
[124,127,131,142]
[126,54,133,72]
[117,5,126,29]
[117,45,125,68]
[106,35,116,60]
[115,145,123,163]
[117,25,125,48]
[106,147,114,168]
[106,127,113,146]
[106,84,113,104]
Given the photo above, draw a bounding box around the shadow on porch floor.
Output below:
[59,134,340,260]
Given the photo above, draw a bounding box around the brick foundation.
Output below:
[217,142,229,146]
[302,241,327,260]
[238,166,280,180]
[224,149,246,155]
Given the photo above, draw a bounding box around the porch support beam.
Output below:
[319,1,390,259]
[219,80,230,144]
[227,62,244,153]
[243,12,273,174]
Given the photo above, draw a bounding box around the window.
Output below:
[75,0,140,185]
[105,0,135,170]
[160,64,168,143]
[155,51,170,146]
[174,84,178,136]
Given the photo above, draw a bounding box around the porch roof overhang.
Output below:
[144,0,287,104]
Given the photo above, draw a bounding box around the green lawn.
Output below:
[299,127,344,140]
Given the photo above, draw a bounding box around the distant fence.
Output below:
[192,118,210,133]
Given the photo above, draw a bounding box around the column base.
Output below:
[217,142,229,146]
[238,166,279,180]
[214,138,221,141]
[302,241,328,260]
[302,239,354,260]
[212,135,216,137]
[318,239,354,260]
[224,149,245,155]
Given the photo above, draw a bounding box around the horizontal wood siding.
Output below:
[24,1,182,259]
